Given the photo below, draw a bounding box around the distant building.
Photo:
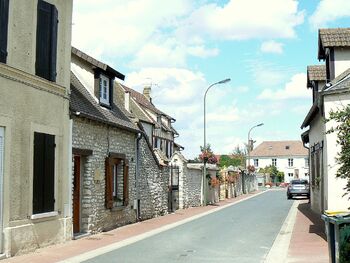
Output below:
[248,141,309,183]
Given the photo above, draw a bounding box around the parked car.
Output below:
[287,179,310,199]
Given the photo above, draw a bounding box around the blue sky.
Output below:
[72,0,350,158]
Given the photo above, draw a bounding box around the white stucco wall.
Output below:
[250,156,309,183]
[323,93,350,211]
[308,112,326,214]
[334,48,350,78]
[71,55,95,99]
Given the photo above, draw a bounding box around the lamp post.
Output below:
[247,123,264,167]
[203,78,231,206]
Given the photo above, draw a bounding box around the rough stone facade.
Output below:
[138,138,169,220]
[186,167,203,207]
[72,117,137,233]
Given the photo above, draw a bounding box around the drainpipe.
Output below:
[135,132,142,220]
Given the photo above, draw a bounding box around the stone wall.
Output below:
[72,117,137,233]
[186,167,203,207]
[138,137,168,220]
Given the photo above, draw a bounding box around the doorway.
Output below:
[73,155,81,234]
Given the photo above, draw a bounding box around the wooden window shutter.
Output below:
[105,157,113,209]
[123,162,129,206]
[36,0,58,82]
[109,77,114,106]
[33,132,55,214]
[0,0,9,63]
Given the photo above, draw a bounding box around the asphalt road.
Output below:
[84,190,293,263]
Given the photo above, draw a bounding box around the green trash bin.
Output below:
[322,213,350,263]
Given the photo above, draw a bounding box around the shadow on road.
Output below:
[297,202,327,241]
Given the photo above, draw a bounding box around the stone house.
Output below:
[248,141,309,183]
[301,28,350,214]
[115,83,178,165]
[0,0,73,256]
[115,82,180,216]
[70,48,141,235]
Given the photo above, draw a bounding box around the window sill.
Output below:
[31,211,58,220]
[111,206,126,212]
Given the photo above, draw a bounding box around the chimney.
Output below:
[125,91,130,112]
[143,85,151,101]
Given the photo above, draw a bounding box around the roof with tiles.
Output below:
[307,65,326,83]
[318,28,350,59]
[250,141,307,157]
[70,72,139,133]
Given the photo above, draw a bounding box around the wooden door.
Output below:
[73,155,81,234]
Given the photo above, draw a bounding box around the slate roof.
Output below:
[70,72,139,133]
[72,47,125,81]
[318,28,350,59]
[121,84,174,120]
[325,74,350,93]
[250,141,307,157]
[307,65,326,87]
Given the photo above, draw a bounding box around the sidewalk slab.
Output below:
[3,191,263,263]
[287,199,328,263]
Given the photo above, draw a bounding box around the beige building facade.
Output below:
[0,0,73,256]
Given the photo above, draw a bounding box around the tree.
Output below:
[259,165,284,183]
[218,155,241,168]
[326,105,350,197]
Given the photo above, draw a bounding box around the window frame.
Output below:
[272,158,277,166]
[254,159,259,167]
[288,158,294,167]
[99,74,110,105]
[105,154,129,209]
[35,0,58,82]
[32,132,56,215]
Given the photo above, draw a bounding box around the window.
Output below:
[288,173,293,178]
[0,0,9,63]
[288,158,293,167]
[99,74,110,105]
[272,158,277,166]
[33,132,55,214]
[35,0,58,82]
[157,115,161,124]
[254,159,258,167]
[305,158,309,167]
[105,155,129,208]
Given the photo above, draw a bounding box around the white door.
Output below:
[0,127,4,252]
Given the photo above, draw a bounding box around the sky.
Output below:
[72,0,350,159]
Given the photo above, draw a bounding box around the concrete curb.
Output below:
[61,190,269,262]
[263,200,299,263]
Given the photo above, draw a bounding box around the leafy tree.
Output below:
[218,155,241,168]
[259,165,284,182]
[326,105,350,197]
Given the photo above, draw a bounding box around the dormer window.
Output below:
[99,74,110,105]
[157,115,161,124]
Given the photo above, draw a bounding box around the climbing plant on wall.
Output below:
[326,105,350,197]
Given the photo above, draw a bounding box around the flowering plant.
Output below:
[209,177,220,187]
[199,144,218,164]
[247,165,255,173]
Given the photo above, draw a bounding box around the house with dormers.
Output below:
[70,47,141,236]
[301,28,350,214]
[0,0,73,256]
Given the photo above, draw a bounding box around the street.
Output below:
[83,190,293,263]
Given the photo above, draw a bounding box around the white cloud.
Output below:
[187,45,219,58]
[260,41,284,54]
[258,73,309,100]
[309,0,350,28]
[176,0,305,42]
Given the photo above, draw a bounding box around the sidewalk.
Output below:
[287,199,329,263]
[3,191,262,263]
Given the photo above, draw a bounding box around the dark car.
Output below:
[287,179,310,199]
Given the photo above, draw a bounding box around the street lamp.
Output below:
[247,123,264,167]
[203,78,231,206]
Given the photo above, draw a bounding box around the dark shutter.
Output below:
[105,157,113,209]
[123,163,129,206]
[0,0,9,63]
[33,132,55,214]
[36,0,58,82]
[109,77,114,106]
